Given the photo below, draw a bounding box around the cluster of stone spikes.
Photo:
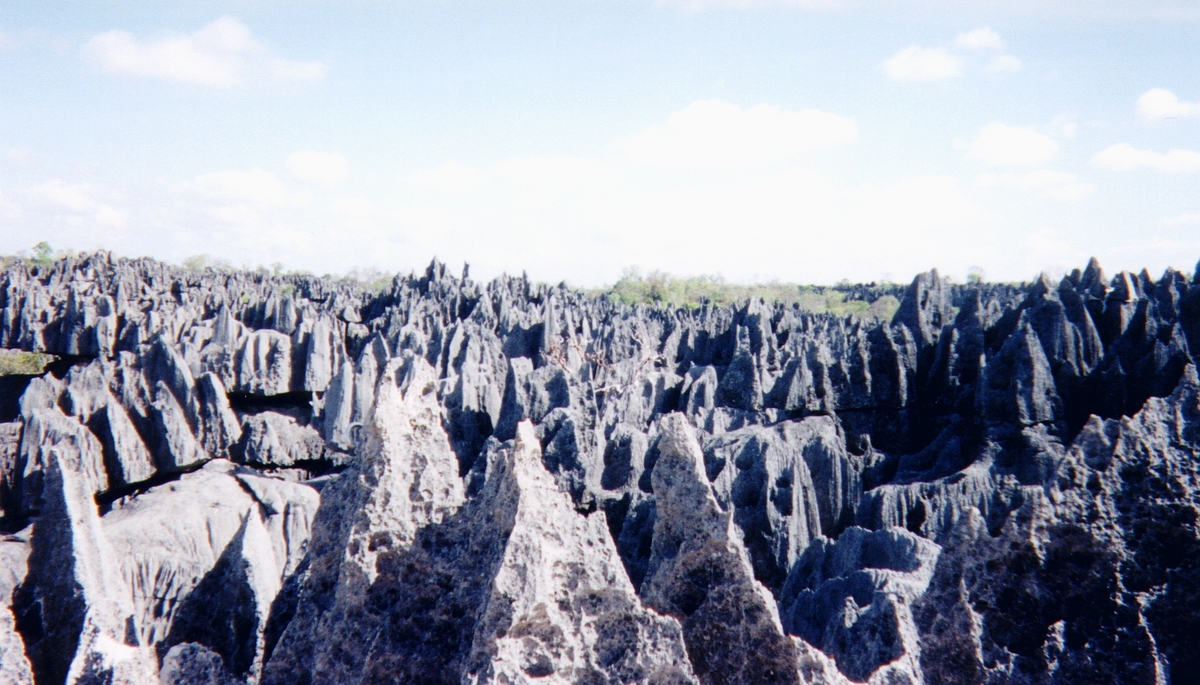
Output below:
[0,251,1197,684]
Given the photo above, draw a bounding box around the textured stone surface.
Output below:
[0,605,33,685]
[0,252,1197,684]
[102,458,318,669]
[641,413,800,685]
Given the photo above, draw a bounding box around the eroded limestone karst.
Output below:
[0,252,1197,684]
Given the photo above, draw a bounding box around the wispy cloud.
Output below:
[884,28,1020,82]
[1092,143,1200,172]
[611,100,856,168]
[883,46,962,81]
[953,27,1004,50]
[81,16,326,87]
[962,123,1058,167]
[287,151,348,185]
[987,54,1022,73]
[192,168,300,205]
[654,0,841,10]
[975,169,1092,200]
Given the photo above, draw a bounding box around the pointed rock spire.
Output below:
[640,413,801,685]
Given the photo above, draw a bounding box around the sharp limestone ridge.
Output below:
[0,251,1196,684]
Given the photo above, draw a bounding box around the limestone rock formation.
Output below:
[641,413,800,685]
[0,251,1197,684]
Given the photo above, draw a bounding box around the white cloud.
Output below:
[1049,114,1077,138]
[1135,88,1200,122]
[963,123,1058,167]
[613,100,856,168]
[493,155,621,192]
[1092,143,1200,172]
[286,151,348,185]
[882,46,962,82]
[328,196,376,218]
[406,161,491,193]
[1165,212,1200,225]
[975,170,1093,200]
[7,97,1176,287]
[192,168,297,205]
[655,0,841,10]
[954,28,1004,50]
[81,16,325,87]
[6,180,132,234]
[30,180,97,212]
[987,54,1022,73]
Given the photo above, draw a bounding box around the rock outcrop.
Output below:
[0,251,1196,684]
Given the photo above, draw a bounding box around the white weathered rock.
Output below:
[0,604,32,685]
[300,316,344,393]
[237,330,293,396]
[92,399,156,488]
[103,459,318,661]
[0,422,23,522]
[12,452,158,685]
[466,422,697,684]
[17,408,108,517]
[196,372,242,459]
[160,511,281,683]
[152,380,206,471]
[321,360,355,451]
[263,353,465,683]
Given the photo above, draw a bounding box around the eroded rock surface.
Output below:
[0,252,1197,684]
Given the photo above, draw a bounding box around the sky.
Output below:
[1,0,1200,286]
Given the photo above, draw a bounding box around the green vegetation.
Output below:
[0,350,53,376]
[183,254,233,272]
[600,268,901,319]
[31,241,53,267]
[337,267,394,293]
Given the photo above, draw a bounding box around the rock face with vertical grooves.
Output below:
[0,251,1197,683]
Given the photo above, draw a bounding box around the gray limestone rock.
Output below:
[152,381,206,472]
[0,423,22,522]
[17,408,108,518]
[779,526,938,683]
[1,253,1199,684]
[0,530,29,604]
[262,353,466,683]
[196,372,242,459]
[0,604,33,685]
[89,400,156,489]
[159,643,239,685]
[238,411,324,467]
[465,422,697,684]
[11,451,158,685]
[640,413,801,685]
[236,330,293,396]
[103,459,318,659]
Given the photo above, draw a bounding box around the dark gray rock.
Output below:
[0,252,1198,684]
[780,526,938,682]
[640,414,800,685]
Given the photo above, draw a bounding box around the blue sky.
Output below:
[2,0,1199,285]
